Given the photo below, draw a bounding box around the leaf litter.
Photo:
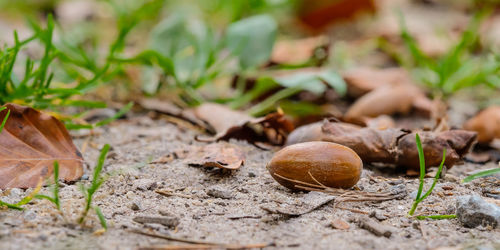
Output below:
[0,103,84,188]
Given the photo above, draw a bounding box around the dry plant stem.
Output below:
[273,173,400,203]
[155,189,193,199]
[131,228,269,249]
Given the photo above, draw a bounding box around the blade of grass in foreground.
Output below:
[462,164,500,183]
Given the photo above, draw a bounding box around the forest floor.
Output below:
[0,113,498,250]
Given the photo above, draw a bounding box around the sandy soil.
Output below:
[0,114,499,250]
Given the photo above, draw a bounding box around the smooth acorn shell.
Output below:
[267,141,362,190]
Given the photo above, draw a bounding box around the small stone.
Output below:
[248,172,256,178]
[387,179,403,185]
[133,215,180,228]
[389,184,407,198]
[331,218,350,230]
[456,195,500,228]
[206,187,233,199]
[133,179,157,191]
[369,211,388,221]
[409,190,418,200]
[9,188,22,198]
[23,210,36,221]
[130,201,141,211]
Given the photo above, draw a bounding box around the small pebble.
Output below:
[130,201,142,211]
[206,187,234,199]
[456,195,500,228]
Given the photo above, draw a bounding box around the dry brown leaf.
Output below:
[344,82,435,123]
[286,119,477,173]
[342,67,410,98]
[194,103,294,145]
[463,106,500,144]
[0,103,84,188]
[138,98,203,127]
[297,0,376,31]
[331,218,350,230]
[187,142,245,170]
[271,36,328,64]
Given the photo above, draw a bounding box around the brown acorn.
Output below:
[267,141,363,191]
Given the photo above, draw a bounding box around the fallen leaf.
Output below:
[344,82,434,123]
[297,0,376,31]
[331,218,350,230]
[271,36,328,64]
[187,142,245,170]
[286,119,477,172]
[0,103,84,188]
[195,103,294,145]
[138,98,203,127]
[463,106,500,144]
[342,67,410,98]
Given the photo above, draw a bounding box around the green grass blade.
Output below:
[418,148,446,201]
[0,109,9,133]
[94,206,108,230]
[95,102,133,127]
[415,133,426,201]
[416,214,456,220]
[462,167,500,183]
[92,144,110,187]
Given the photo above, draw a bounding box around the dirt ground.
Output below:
[0,114,499,250]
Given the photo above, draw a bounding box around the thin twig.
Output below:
[131,228,269,249]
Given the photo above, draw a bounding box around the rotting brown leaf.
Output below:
[138,98,204,127]
[342,67,410,98]
[286,119,477,173]
[0,103,84,188]
[271,36,328,64]
[341,67,438,122]
[464,106,500,144]
[187,142,245,170]
[344,82,435,123]
[194,103,294,145]
[139,101,294,145]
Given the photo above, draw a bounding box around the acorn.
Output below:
[267,141,362,191]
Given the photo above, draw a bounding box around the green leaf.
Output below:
[318,70,347,96]
[275,70,347,95]
[276,72,325,94]
[226,15,277,69]
[150,14,215,85]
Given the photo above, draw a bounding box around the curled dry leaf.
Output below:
[187,142,245,170]
[344,82,435,123]
[271,36,328,64]
[195,103,294,145]
[464,106,500,144]
[286,119,477,173]
[297,0,376,31]
[139,101,294,145]
[0,103,84,188]
[342,67,410,98]
[342,67,436,122]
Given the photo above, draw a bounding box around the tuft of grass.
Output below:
[395,10,500,98]
[0,178,43,210]
[408,133,447,216]
[78,144,110,230]
[35,161,61,210]
[462,163,500,183]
